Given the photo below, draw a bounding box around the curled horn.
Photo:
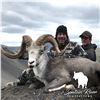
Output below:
[1,35,33,59]
[35,34,61,53]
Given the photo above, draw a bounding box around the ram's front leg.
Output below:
[44,76,72,93]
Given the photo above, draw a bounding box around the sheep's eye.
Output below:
[40,50,44,54]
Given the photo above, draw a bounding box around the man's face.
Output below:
[81,36,91,45]
[57,32,67,44]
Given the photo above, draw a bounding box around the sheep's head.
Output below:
[27,34,61,67]
[1,34,61,66]
[27,45,46,67]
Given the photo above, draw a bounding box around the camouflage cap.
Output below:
[79,31,92,38]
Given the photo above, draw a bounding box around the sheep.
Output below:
[1,34,100,92]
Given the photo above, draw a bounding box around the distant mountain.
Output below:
[1,45,20,53]
[1,45,28,60]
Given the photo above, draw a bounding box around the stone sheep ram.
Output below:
[1,34,100,92]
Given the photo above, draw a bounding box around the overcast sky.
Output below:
[0,0,100,46]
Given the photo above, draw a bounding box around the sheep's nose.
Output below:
[29,61,34,64]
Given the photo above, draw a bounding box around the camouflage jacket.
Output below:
[82,43,97,61]
[49,41,87,58]
[61,42,87,58]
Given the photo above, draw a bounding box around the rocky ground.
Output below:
[1,85,100,100]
